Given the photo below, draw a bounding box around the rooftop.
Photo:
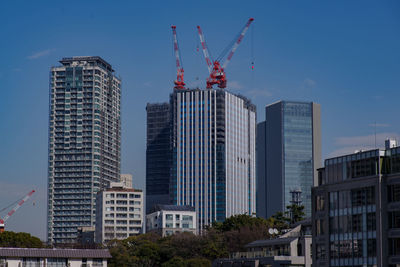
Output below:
[245,237,298,248]
[150,204,195,213]
[59,56,114,72]
[0,248,111,258]
[102,187,142,193]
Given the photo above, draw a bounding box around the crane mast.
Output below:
[197,18,254,89]
[171,26,185,90]
[0,190,35,233]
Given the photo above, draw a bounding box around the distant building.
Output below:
[170,89,256,230]
[120,174,133,188]
[146,204,196,236]
[312,139,400,267]
[257,101,321,218]
[213,219,312,267]
[77,226,95,246]
[95,183,144,243]
[0,248,111,267]
[47,56,121,244]
[146,103,172,214]
[146,89,257,230]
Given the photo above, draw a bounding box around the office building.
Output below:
[95,183,144,244]
[146,204,196,236]
[146,103,172,213]
[146,89,256,230]
[312,139,400,267]
[257,101,321,218]
[47,57,121,244]
[170,88,256,230]
[120,174,133,188]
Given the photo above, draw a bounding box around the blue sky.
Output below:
[0,1,399,240]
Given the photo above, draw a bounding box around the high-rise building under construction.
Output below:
[146,88,256,230]
[47,57,121,244]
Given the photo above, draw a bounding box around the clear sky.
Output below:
[0,1,399,240]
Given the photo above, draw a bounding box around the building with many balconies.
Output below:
[95,183,143,244]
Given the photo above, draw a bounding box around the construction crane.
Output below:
[197,18,254,89]
[0,190,35,233]
[171,25,185,90]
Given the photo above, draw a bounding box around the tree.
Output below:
[185,258,211,267]
[0,231,43,248]
[286,204,306,224]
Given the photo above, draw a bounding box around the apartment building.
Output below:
[47,56,121,244]
[95,183,143,243]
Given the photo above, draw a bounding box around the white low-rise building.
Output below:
[146,205,196,236]
[0,248,111,267]
[96,183,144,243]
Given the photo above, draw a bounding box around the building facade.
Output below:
[312,140,400,267]
[47,56,121,244]
[170,89,256,230]
[95,183,143,244]
[120,174,133,188]
[146,204,196,236]
[146,103,172,213]
[257,101,321,218]
[213,219,312,267]
[0,248,111,267]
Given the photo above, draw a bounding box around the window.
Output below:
[388,184,400,202]
[389,211,400,228]
[166,214,173,220]
[316,219,324,235]
[316,195,325,211]
[367,213,376,231]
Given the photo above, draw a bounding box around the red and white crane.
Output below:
[0,190,35,233]
[197,18,254,89]
[171,25,185,90]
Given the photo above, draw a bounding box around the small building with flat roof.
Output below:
[146,204,196,236]
[0,247,111,267]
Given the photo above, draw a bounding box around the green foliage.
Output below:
[108,211,305,266]
[161,256,185,267]
[186,258,211,267]
[286,204,306,224]
[212,214,271,232]
[0,231,43,248]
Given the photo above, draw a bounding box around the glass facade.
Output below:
[48,57,121,244]
[283,102,314,217]
[170,89,256,230]
[146,103,172,213]
[313,145,400,267]
[328,187,377,266]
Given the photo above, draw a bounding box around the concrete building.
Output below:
[170,88,256,230]
[146,204,196,236]
[120,174,133,188]
[47,56,121,244]
[257,101,321,219]
[213,219,312,267]
[312,139,400,267]
[95,183,143,244]
[146,103,172,213]
[0,248,111,267]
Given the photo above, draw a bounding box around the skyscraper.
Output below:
[47,57,121,244]
[257,101,321,218]
[146,103,172,213]
[170,89,256,229]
